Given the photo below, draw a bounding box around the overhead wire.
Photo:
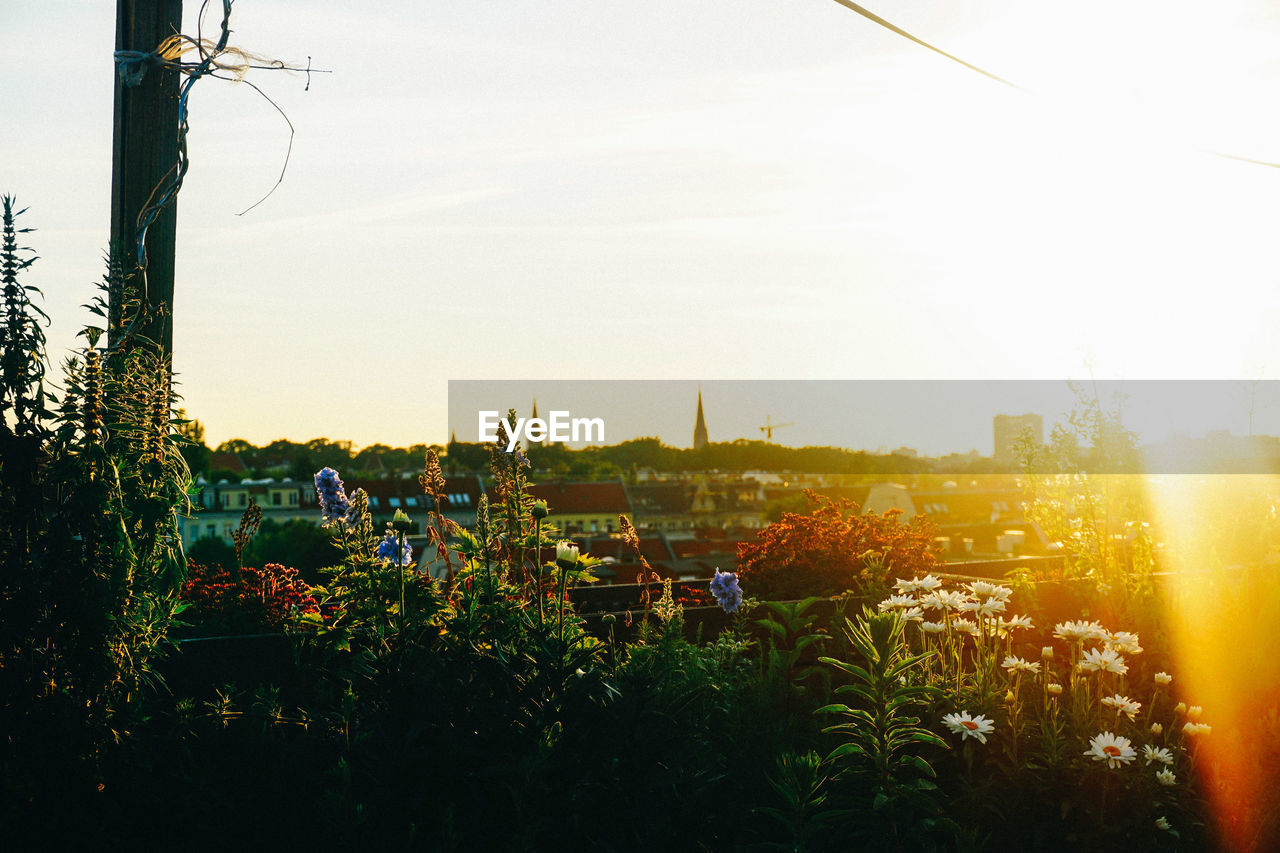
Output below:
[828,0,1280,170]
[110,0,328,349]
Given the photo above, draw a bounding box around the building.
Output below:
[178,477,315,548]
[693,388,709,450]
[521,479,633,535]
[993,413,1043,466]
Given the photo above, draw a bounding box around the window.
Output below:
[238,494,247,508]
[406,497,419,507]
[272,492,283,506]
[370,496,380,508]
[389,497,401,508]
[288,492,298,506]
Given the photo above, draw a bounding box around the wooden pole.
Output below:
[109,0,182,356]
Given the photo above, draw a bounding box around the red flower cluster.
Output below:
[673,586,715,608]
[181,562,320,635]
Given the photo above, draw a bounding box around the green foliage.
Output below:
[1,210,191,817]
[186,534,236,569]
[818,608,949,848]
[756,750,846,852]
[757,597,832,716]
[243,518,342,574]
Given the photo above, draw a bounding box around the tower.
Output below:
[532,397,539,421]
[693,388,709,450]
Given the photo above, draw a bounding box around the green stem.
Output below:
[397,529,406,634]
[558,562,569,642]
[535,517,544,628]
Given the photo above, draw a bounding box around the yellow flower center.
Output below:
[1103,745,1121,757]
[962,720,979,730]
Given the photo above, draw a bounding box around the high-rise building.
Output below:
[693,389,709,450]
[993,413,1043,465]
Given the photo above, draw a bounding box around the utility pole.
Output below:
[109,0,183,356]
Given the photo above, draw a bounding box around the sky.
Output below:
[6,1,1280,450]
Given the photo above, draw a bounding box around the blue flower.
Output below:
[375,532,413,567]
[314,467,350,523]
[710,569,743,613]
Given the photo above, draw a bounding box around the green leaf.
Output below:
[826,742,867,761]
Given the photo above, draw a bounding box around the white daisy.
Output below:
[951,618,979,637]
[878,594,917,611]
[942,711,995,744]
[1000,614,1034,631]
[1046,683,1063,695]
[935,590,970,611]
[918,591,946,611]
[920,621,946,634]
[1084,731,1137,768]
[1154,671,1172,686]
[1001,655,1041,675]
[1142,744,1174,766]
[1100,693,1142,721]
[977,597,1007,618]
[1156,767,1177,786]
[1182,722,1212,737]
[1106,631,1143,655]
[895,574,942,594]
[1054,620,1108,643]
[1156,816,1172,832]
[968,581,1013,601]
[1078,647,1128,676]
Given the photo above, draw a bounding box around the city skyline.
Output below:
[446,379,1280,458]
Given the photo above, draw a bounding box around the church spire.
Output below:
[693,387,709,450]
[532,396,539,421]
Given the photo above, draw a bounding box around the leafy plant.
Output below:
[818,607,949,848]
[1,204,191,822]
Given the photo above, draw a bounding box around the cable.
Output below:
[828,0,1280,169]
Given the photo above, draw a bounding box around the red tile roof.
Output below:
[526,481,632,516]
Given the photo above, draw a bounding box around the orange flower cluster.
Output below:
[736,491,939,600]
[181,562,320,635]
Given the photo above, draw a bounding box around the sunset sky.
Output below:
[7,1,1280,449]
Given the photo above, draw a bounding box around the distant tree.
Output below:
[174,409,211,477]
[244,519,342,577]
[187,536,236,570]
[215,438,256,456]
[445,440,489,473]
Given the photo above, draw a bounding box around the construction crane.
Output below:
[758,416,794,442]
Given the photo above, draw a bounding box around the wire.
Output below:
[828,0,1280,170]
[829,0,1024,91]
[109,0,328,350]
